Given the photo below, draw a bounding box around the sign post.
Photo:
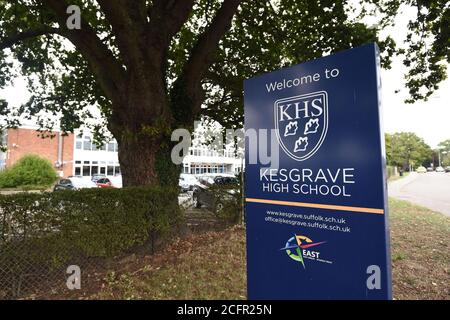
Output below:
[244,43,391,299]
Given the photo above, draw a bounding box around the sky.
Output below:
[0,4,449,149]
[377,5,450,148]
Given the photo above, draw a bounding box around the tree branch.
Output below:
[147,0,195,52]
[171,0,243,120]
[41,0,126,103]
[96,0,147,71]
[0,26,61,50]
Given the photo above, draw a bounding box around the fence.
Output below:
[0,187,182,299]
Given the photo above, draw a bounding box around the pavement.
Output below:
[388,172,450,217]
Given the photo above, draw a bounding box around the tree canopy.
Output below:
[0,1,448,131]
[0,0,448,185]
[385,132,433,169]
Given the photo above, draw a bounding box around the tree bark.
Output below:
[115,134,180,187]
[108,78,179,188]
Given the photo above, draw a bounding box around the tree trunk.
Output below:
[117,137,157,186]
[116,135,180,188]
[108,81,183,188]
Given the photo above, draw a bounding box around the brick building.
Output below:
[0,125,243,179]
[0,127,120,178]
[1,127,74,177]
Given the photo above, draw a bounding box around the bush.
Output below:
[0,154,58,189]
[0,186,183,297]
[209,180,243,224]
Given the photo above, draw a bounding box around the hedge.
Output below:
[0,187,182,297]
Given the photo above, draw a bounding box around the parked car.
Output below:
[435,166,445,173]
[445,166,450,173]
[193,176,239,214]
[179,177,190,193]
[416,166,427,173]
[427,167,434,172]
[54,177,98,191]
[91,175,106,183]
[180,174,200,191]
[95,177,114,188]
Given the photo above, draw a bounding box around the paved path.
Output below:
[388,172,450,217]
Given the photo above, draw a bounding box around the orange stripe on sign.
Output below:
[245,198,384,215]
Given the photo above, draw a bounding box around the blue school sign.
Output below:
[244,43,392,299]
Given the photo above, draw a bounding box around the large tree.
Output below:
[386,132,433,169]
[0,0,448,187]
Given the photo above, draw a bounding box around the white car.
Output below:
[180,174,200,191]
[436,166,445,173]
[416,166,427,173]
[179,177,190,192]
[54,177,98,191]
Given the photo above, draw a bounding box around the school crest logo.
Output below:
[274,91,328,161]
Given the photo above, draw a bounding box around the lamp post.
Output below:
[437,146,448,167]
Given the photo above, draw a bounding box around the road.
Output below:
[388,172,450,217]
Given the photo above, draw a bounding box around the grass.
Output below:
[388,171,410,182]
[94,225,247,300]
[32,198,450,300]
[0,185,51,192]
[389,198,449,300]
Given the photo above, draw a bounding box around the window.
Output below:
[75,160,120,177]
[75,134,121,153]
[107,166,114,176]
[83,138,92,151]
[82,166,90,176]
[107,142,115,152]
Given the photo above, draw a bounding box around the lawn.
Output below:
[389,198,449,299]
[387,171,410,182]
[82,198,449,300]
